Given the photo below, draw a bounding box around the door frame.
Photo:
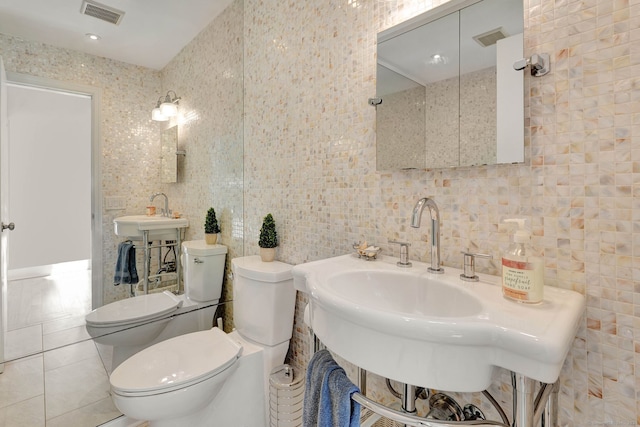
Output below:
[1,57,7,373]
[6,72,103,309]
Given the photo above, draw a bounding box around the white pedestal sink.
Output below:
[292,254,585,393]
[114,215,189,241]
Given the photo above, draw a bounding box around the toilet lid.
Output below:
[232,255,293,282]
[85,291,182,327]
[110,327,242,396]
[182,240,228,256]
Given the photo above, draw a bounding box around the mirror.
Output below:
[161,125,178,183]
[375,0,524,170]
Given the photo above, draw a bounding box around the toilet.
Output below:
[109,255,296,427]
[85,241,227,369]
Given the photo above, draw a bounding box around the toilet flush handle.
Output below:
[193,257,204,264]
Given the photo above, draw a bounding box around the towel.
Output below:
[113,241,139,285]
[303,349,361,427]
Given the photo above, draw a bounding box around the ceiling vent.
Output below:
[80,0,125,25]
[472,27,507,47]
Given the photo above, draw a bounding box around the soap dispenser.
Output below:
[502,219,544,304]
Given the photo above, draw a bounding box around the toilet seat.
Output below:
[110,327,242,397]
[85,291,183,328]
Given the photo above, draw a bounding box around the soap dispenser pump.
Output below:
[501,219,544,304]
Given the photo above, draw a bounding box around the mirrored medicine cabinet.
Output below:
[161,125,179,183]
[375,0,524,170]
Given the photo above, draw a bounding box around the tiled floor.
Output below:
[0,269,122,427]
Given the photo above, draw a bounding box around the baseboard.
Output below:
[8,259,91,281]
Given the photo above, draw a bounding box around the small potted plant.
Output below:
[204,207,221,245]
[258,213,278,262]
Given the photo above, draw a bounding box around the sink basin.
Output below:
[292,254,585,392]
[326,270,482,318]
[114,215,189,241]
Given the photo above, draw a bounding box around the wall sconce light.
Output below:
[152,90,181,121]
[152,97,168,121]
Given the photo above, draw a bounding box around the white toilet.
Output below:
[109,255,297,427]
[85,241,227,369]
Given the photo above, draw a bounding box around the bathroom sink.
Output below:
[326,270,482,318]
[114,215,189,241]
[292,254,585,392]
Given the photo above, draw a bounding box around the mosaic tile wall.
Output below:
[243,0,639,425]
[0,34,162,305]
[160,0,244,320]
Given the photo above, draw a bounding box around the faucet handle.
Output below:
[460,251,492,282]
[389,240,412,268]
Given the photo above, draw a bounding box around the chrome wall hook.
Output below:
[513,53,550,77]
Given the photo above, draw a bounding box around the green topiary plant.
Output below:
[258,213,278,248]
[204,208,221,234]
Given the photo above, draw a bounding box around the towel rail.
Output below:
[309,332,509,427]
[127,242,177,250]
[352,392,509,427]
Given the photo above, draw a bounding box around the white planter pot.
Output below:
[259,247,276,262]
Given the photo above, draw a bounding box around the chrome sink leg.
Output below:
[358,367,367,396]
[176,228,182,293]
[401,383,417,427]
[512,372,535,427]
[143,230,150,295]
[542,381,559,427]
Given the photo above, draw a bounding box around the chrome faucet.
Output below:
[410,198,443,274]
[150,192,170,217]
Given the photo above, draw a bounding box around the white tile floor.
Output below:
[1,269,123,427]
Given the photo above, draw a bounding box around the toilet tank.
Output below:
[182,241,227,302]
[232,256,295,346]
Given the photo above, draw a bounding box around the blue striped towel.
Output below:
[303,349,361,427]
[113,241,138,285]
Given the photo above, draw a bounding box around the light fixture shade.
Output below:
[152,107,168,121]
[160,102,178,117]
[152,91,179,121]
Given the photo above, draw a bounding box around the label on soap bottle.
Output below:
[502,258,544,303]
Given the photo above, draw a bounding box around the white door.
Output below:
[0,56,11,373]
[7,85,91,274]
[5,73,102,313]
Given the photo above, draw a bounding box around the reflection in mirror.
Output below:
[161,125,178,183]
[3,290,229,425]
[375,0,524,170]
[376,66,426,170]
[3,250,231,426]
[83,301,228,370]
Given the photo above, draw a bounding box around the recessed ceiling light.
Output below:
[85,33,101,41]
[429,54,448,65]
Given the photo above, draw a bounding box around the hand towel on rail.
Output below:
[303,349,360,427]
[113,241,139,285]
